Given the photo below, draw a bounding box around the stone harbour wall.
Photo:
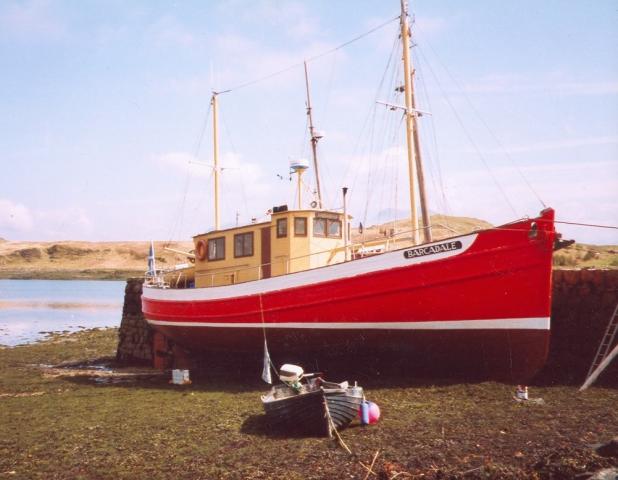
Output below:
[541,269,618,384]
[115,278,153,365]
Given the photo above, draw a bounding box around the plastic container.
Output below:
[171,369,191,385]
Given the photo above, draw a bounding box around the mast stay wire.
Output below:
[412,46,451,220]
[415,29,546,209]
[217,16,400,95]
[166,100,213,246]
[361,40,404,226]
[219,107,250,220]
[342,32,399,219]
[415,45,519,218]
[309,55,340,210]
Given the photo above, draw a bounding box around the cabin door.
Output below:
[260,227,271,279]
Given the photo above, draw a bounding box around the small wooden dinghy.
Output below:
[261,365,363,437]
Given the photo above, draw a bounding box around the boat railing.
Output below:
[164,223,477,289]
[192,233,419,287]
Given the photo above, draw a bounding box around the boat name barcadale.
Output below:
[403,241,463,259]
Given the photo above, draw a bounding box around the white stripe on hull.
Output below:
[143,234,477,301]
[146,316,550,330]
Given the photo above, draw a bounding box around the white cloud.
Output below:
[0,199,94,240]
[156,152,213,179]
[35,206,93,239]
[0,199,34,232]
[0,0,66,41]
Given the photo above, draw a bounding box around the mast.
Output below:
[408,11,432,243]
[304,61,323,210]
[400,1,420,244]
[211,92,220,230]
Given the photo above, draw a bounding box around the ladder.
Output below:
[580,302,618,391]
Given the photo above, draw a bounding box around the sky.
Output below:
[0,0,617,244]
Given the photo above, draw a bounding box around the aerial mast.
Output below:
[211,92,220,230]
[304,61,323,210]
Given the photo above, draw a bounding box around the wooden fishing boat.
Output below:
[141,2,557,383]
[261,367,364,436]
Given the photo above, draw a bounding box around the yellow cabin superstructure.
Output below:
[193,207,348,288]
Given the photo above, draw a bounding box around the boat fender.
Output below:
[360,400,370,425]
[195,240,207,261]
[367,401,380,424]
[360,401,380,425]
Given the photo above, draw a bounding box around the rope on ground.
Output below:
[323,397,352,454]
[360,449,381,480]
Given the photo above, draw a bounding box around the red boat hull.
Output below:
[142,209,556,382]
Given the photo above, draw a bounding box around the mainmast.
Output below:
[211,92,220,230]
[400,0,432,244]
[304,61,323,210]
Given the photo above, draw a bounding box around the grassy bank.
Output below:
[0,269,143,280]
[1,329,617,479]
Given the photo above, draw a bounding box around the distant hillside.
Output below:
[0,214,615,279]
[0,241,192,280]
[351,214,493,243]
[553,243,618,269]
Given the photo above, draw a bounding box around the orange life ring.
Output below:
[195,239,207,261]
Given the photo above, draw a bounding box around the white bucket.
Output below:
[171,369,190,385]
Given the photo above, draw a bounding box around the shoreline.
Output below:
[0,269,143,281]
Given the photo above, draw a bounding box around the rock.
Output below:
[594,438,618,458]
[578,468,618,480]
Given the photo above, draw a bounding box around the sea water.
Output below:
[0,279,125,346]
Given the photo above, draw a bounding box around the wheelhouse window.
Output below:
[313,217,341,238]
[327,219,342,238]
[276,218,288,238]
[313,218,326,237]
[234,232,254,258]
[294,217,307,236]
[207,237,225,261]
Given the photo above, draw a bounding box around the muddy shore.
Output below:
[1,328,616,479]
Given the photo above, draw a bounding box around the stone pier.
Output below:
[540,269,618,384]
[115,278,153,366]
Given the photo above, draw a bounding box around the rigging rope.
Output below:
[220,107,250,219]
[217,16,400,95]
[415,46,519,218]
[554,220,618,230]
[412,47,451,220]
[166,101,213,245]
[415,27,546,209]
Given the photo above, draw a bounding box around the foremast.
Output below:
[211,92,220,230]
[304,61,323,210]
[400,1,432,244]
